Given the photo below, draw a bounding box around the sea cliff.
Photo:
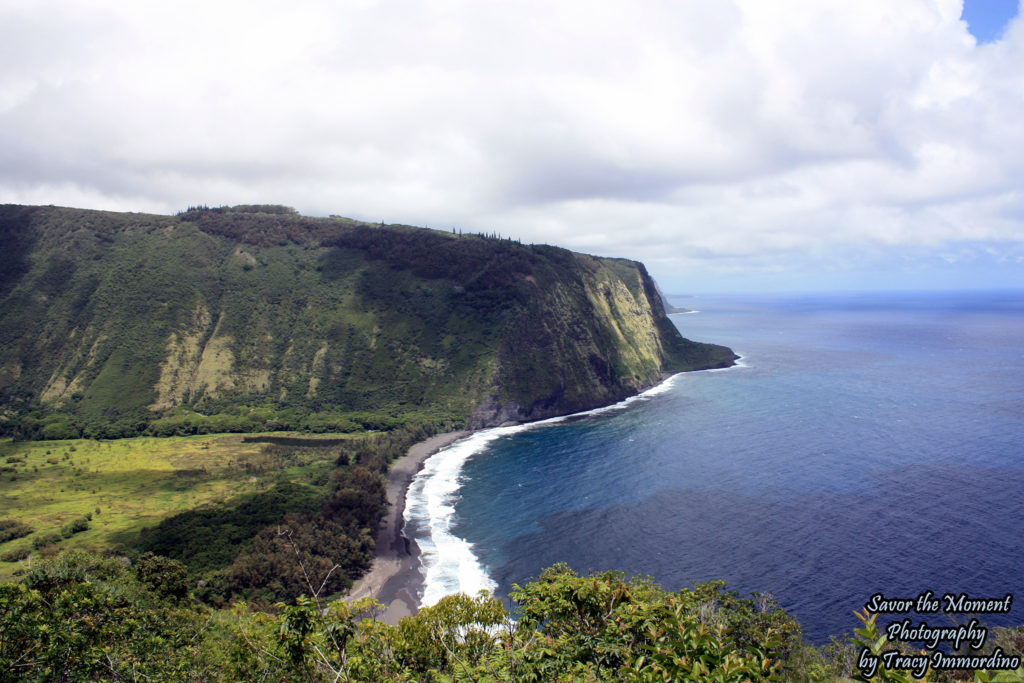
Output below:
[0,204,735,438]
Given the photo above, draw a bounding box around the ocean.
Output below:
[403,290,1024,643]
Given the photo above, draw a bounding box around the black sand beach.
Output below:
[344,430,469,623]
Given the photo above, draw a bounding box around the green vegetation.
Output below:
[0,423,445,607]
[0,204,770,678]
[2,553,1021,681]
[0,204,733,440]
[0,519,32,544]
[1,205,1021,680]
[0,433,351,581]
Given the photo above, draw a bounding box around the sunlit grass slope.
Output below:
[0,433,352,578]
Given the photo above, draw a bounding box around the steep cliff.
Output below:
[0,204,734,438]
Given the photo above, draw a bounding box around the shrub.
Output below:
[0,519,33,544]
[60,517,90,538]
[40,421,79,440]
[135,552,189,601]
[1,546,30,562]
[32,532,62,549]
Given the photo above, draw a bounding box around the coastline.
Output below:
[343,365,736,623]
[344,429,469,624]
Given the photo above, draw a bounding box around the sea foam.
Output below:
[404,374,688,608]
[705,354,746,372]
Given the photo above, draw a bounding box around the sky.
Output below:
[1,0,1022,293]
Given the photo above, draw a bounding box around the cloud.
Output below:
[1,0,1022,290]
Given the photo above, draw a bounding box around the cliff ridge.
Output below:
[0,204,735,438]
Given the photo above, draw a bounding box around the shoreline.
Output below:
[344,429,469,624]
[343,365,735,623]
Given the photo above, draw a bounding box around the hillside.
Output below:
[0,204,735,439]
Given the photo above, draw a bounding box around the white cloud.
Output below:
[1,0,1022,290]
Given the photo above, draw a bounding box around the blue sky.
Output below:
[962,0,1019,41]
[1,1,1023,293]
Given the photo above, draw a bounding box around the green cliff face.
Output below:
[0,204,734,438]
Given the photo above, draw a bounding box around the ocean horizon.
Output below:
[404,289,1024,643]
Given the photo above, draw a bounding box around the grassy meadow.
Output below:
[0,432,356,578]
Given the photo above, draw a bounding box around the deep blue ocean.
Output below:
[405,290,1024,643]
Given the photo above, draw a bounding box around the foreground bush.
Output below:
[2,553,1022,681]
[228,563,799,682]
[0,552,217,681]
